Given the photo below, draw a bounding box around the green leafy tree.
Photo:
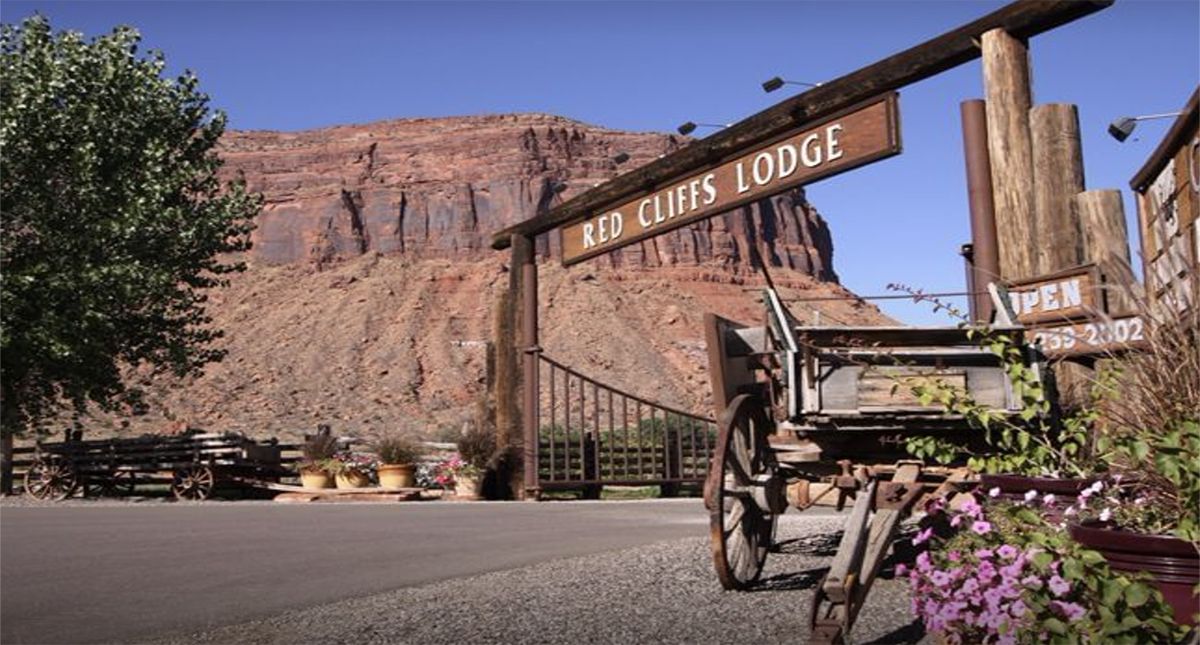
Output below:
[0,16,259,436]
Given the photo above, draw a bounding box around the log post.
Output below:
[961,99,1000,322]
[981,28,1037,282]
[1031,104,1086,275]
[1029,103,1090,408]
[517,234,540,498]
[1075,190,1136,316]
[491,242,523,496]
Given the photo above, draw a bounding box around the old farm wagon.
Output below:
[23,431,286,501]
[703,285,1037,642]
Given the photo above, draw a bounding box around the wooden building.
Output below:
[1132,88,1199,311]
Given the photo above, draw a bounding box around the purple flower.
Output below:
[931,571,953,588]
[1022,574,1043,590]
[1048,575,1071,597]
[960,497,983,518]
[950,514,963,528]
[1042,493,1056,507]
[916,551,932,572]
[895,563,908,577]
[961,577,979,595]
[997,544,1018,560]
[971,520,993,535]
[1052,600,1087,621]
[912,527,933,546]
[1010,599,1029,617]
[975,548,995,559]
[1024,489,1039,503]
[947,550,961,562]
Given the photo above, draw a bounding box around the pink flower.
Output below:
[1010,599,1028,617]
[988,486,1001,498]
[950,514,963,528]
[1052,600,1086,621]
[947,550,961,562]
[1048,575,1070,597]
[960,497,983,518]
[971,520,992,535]
[1024,489,1039,503]
[916,551,932,572]
[975,548,995,559]
[912,527,934,546]
[1042,493,1056,507]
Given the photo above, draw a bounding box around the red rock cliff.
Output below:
[219,113,838,280]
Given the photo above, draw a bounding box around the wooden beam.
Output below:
[491,0,1113,251]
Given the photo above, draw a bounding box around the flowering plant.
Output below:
[901,492,1182,644]
[432,453,480,488]
[322,450,379,477]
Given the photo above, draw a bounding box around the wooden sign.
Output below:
[1005,264,1100,325]
[559,93,901,265]
[1030,315,1147,358]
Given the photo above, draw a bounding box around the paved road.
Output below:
[1,499,736,644]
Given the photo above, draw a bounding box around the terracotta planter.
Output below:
[454,473,481,500]
[335,471,371,489]
[1070,521,1199,628]
[378,464,415,490]
[300,470,335,490]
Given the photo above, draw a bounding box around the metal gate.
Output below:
[530,353,717,495]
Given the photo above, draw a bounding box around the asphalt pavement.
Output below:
[1,499,720,644]
[2,500,918,645]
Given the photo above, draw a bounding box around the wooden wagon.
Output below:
[703,287,1042,644]
[23,431,286,501]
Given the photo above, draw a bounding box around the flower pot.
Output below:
[335,471,371,489]
[454,473,481,500]
[300,470,335,490]
[1069,521,1199,627]
[378,464,415,490]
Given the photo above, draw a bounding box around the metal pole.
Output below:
[961,99,1000,323]
[518,234,540,497]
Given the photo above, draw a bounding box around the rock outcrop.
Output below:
[220,113,837,280]
[85,114,886,440]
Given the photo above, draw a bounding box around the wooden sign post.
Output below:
[559,94,900,265]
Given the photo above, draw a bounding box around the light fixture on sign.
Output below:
[677,121,731,136]
[1107,112,1182,142]
[762,77,823,93]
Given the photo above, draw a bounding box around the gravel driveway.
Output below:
[145,513,926,645]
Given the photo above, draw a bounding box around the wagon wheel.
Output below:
[97,469,136,497]
[171,464,215,501]
[704,393,783,590]
[24,456,79,501]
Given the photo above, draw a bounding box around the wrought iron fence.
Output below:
[533,353,717,493]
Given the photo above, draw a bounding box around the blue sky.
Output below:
[4,1,1198,324]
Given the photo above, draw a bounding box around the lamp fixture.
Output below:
[677,121,730,136]
[762,76,823,93]
[1107,112,1183,142]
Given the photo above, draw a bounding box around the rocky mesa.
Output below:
[104,113,887,440]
